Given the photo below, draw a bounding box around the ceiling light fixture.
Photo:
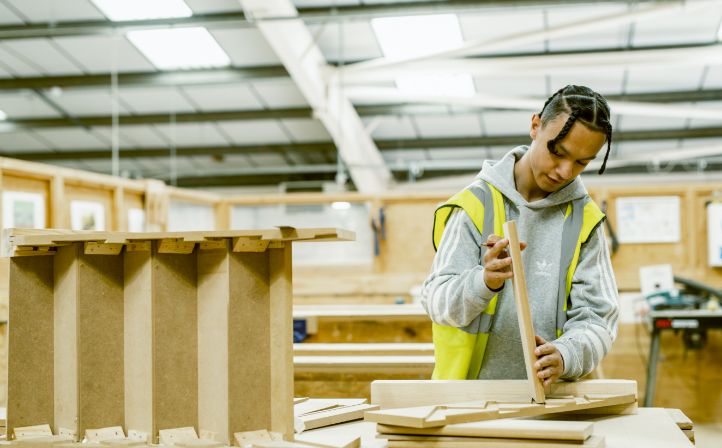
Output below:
[371,14,476,97]
[127,27,231,70]
[91,0,192,21]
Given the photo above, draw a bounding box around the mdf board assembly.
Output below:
[3,227,354,444]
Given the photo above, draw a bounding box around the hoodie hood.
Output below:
[477,145,588,210]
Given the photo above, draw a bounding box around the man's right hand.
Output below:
[482,234,526,291]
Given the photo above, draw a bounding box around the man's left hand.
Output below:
[534,335,564,388]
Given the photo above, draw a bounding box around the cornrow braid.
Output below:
[546,107,579,155]
[539,85,613,175]
[539,86,567,117]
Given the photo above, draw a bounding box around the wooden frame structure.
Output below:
[4,227,353,443]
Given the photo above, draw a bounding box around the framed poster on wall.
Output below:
[128,208,146,232]
[707,202,722,267]
[70,200,106,231]
[2,191,46,229]
[616,196,680,244]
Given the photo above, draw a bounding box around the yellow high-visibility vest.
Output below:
[431,180,605,380]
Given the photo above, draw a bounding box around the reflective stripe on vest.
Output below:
[430,180,604,379]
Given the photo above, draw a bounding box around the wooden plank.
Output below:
[565,407,694,448]
[158,239,195,254]
[228,251,271,436]
[233,237,270,253]
[371,379,637,410]
[197,242,231,444]
[364,394,636,428]
[292,305,426,320]
[76,247,125,436]
[53,245,79,438]
[384,435,605,448]
[503,220,545,404]
[152,244,198,438]
[125,241,151,252]
[376,419,593,441]
[294,432,360,448]
[7,228,353,249]
[665,408,693,430]
[293,343,434,356]
[297,404,379,432]
[84,242,123,255]
[269,246,294,438]
[295,399,367,418]
[124,249,153,437]
[113,187,126,232]
[50,176,66,228]
[7,256,54,436]
[85,426,125,442]
[294,356,434,374]
[13,424,53,439]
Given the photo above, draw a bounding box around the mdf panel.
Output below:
[152,245,198,436]
[77,249,124,433]
[53,245,125,437]
[197,245,231,442]
[268,246,293,438]
[53,246,79,435]
[124,249,153,437]
[229,250,271,436]
[7,256,54,434]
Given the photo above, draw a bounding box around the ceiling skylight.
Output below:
[91,0,192,22]
[127,27,231,70]
[371,14,476,97]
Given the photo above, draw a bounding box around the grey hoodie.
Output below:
[421,146,620,379]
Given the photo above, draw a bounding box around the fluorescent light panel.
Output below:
[371,14,476,97]
[127,27,231,70]
[91,0,192,21]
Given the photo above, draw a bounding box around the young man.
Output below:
[422,85,619,386]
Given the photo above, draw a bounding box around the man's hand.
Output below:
[482,234,526,291]
[534,335,564,387]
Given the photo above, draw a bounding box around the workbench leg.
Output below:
[644,328,661,407]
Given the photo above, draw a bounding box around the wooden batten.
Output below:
[503,220,545,404]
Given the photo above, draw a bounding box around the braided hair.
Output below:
[538,85,613,174]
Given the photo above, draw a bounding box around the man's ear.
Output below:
[530,113,541,140]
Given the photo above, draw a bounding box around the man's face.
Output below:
[528,113,607,193]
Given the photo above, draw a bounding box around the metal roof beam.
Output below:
[1,108,312,130]
[0,67,288,90]
[0,1,644,40]
[7,126,722,162]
